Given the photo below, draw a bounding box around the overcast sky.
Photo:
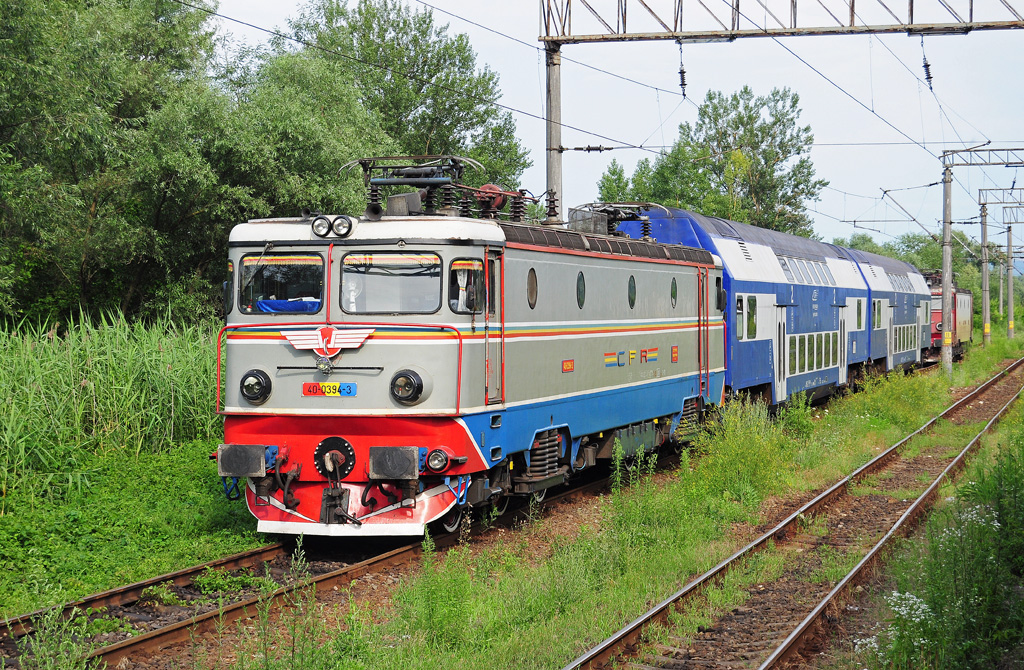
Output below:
[214,0,1024,250]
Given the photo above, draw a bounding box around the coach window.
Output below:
[822,264,836,285]
[746,296,757,339]
[240,252,323,315]
[807,263,822,285]
[799,335,806,373]
[224,260,234,316]
[789,337,796,375]
[736,296,745,340]
[797,260,813,284]
[832,332,838,365]
[816,333,824,370]
[341,252,441,314]
[576,272,586,309]
[628,275,637,309]
[449,259,485,314]
[671,277,678,308]
[779,258,795,282]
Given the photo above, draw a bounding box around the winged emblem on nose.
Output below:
[283,327,375,358]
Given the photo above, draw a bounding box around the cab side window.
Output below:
[449,259,485,314]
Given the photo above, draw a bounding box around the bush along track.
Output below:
[829,405,1024,669]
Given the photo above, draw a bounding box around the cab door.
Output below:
[485,249,504,404]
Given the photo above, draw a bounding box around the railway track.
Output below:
[0,360,984,669]
[563,355,1024,670]
[0,464,618,668]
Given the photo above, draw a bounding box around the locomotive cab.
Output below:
[218,213,508,536]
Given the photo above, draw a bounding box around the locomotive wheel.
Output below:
[439,506,464,534]
[491,494,511,517]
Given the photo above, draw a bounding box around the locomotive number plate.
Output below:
[302,382,356,397]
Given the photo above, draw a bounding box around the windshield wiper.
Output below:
[241,242,274,294]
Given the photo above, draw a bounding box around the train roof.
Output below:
[229,215,718,266]
[842,247,921,275]
[229,215,506,246]
[648,208,856,262]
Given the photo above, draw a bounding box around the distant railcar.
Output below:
[920,270,974,361]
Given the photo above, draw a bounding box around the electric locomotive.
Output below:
[216,157,726,537]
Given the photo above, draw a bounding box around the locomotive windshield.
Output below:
[341,252,441,314]
[239,253,324,314]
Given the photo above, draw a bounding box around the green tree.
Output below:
[0,0,219,319]
[597,87,825,237]
[290,0,531,188]
[597,159,631,202]
[833,232,887,256]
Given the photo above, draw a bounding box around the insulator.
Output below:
[510,194,526,222]
[368,184,381,205]
[459,194,473,218]
[923,58,933,91]
[641,217,652,240]
[678,65,687,98]
[422,187,436,213]
[545,190,559,221]
[441,184,457,209]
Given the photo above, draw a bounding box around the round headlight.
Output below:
[390,370,424,405]
[331,215,354,238]
[240,369,272,404]
[311,215,331,237]
[426,448,449,472]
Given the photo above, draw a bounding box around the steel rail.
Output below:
[561,355,1024,670]
[0,544,285,640]
[87,470,620,665]
[760,363,1024,668]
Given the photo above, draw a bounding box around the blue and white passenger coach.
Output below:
[215,157,726,537]
[610,206,931,405]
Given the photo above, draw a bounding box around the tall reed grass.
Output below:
[0,315,219,502]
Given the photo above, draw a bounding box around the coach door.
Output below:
[485,249,504,404]
[775,306,787,403]
[838,304,849,386]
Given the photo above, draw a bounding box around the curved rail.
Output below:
[561,355,1024,670]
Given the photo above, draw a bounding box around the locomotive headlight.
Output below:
[240,369,272,404]
[390,369,424,405]
[331,215,355,238]
[311,215,332,238]
[426,448,449,472]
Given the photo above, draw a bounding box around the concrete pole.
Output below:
[982,204,991,345]
[545,44,562,223]
[1000,260,1005,316]
[1010,224,1015,340]
[941,166,953,376]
